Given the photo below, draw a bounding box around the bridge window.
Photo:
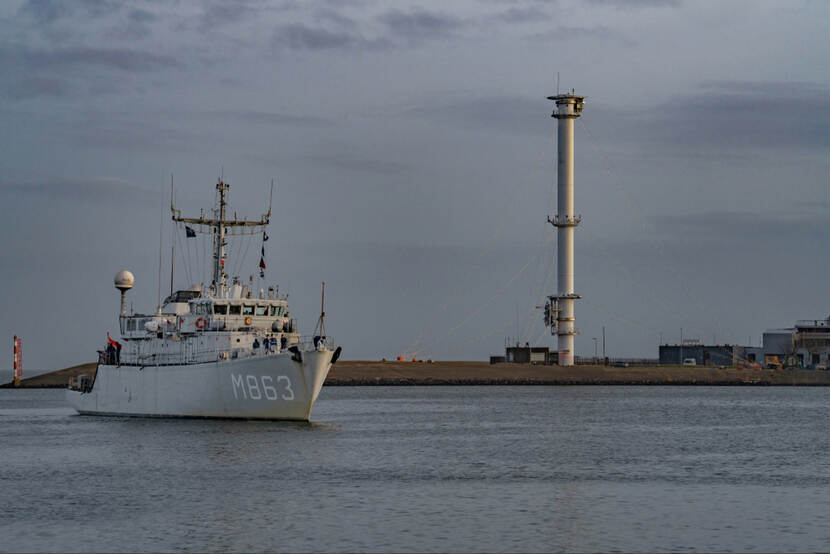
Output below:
[256,305,267,316]
[214,304,228,315]
[229,305,241,315]
[270,305,278,316]
[242,305,254,316]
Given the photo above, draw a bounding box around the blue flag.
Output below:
[263,232,269,241]
[185,226,196,238]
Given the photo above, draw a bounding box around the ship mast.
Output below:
[171,179,272,296]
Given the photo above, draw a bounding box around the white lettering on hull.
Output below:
[231,373,246,399]
[231,373,294,400]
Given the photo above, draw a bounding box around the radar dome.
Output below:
[114,270,135,292]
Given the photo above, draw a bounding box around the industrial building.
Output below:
[659,316,830,369]
[759,319,830,369]
[659,342,745,366]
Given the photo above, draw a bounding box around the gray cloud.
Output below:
[18,0,70,24]
[274,23,388,50]
[128,8,156,25]
[650,210,828,240]
[2,75,72,100]
[378,9,461,40]
[0,176,155,202]
[586,0,681,8]
[198,1,266,30]
[17,46,180,72]
[314,9,358,29]
[405,95,550,135]
[643,81,830,151]
[528,25,631,44]
[201,109,330,128]
[303,153,411,176]
[493,6,551,23]
[18,0,123,24]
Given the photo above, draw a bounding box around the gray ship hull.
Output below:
[66,349,334,421]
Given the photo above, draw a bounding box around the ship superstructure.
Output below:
[67,179,340,420]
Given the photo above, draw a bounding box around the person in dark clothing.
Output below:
[280,336,287,350]
[106,343,116,365]
[253,338,260,351]
[116,342,122,366]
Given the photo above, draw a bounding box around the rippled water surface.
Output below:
[3,386,830,552]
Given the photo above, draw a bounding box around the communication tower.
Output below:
[544,91,585,366]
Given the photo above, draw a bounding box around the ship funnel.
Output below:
[114,270,134,316]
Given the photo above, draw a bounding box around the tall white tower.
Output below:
[545,92,584,366]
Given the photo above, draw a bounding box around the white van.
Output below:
[682,358,697,366]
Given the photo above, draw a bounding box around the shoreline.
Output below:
[5,360,830,388]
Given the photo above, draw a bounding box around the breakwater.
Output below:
[326,361,830,386]
[7,360,830,388]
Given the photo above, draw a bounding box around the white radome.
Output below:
[114,270,135,291]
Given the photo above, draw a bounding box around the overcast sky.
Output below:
[2,0,829,372]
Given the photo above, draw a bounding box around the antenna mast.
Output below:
[314,281,326,337]
[169,175,174,296]
[171,178,271,296]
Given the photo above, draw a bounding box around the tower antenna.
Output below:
[545,89,585,366]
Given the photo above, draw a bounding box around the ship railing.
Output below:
[296,335,335,352]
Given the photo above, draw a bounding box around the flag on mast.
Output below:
[259,231,267,278]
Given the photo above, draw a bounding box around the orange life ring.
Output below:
[195,317,207,329]
[244,316,252,326]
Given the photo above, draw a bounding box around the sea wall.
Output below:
[6,360,830,388]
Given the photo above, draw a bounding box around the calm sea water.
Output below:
[2,386,830,553]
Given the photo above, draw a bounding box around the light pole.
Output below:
[592,337,598,360]
[602,326,606,361]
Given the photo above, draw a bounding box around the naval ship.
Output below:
[67,179,341,420]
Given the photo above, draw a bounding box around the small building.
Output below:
[659,343,744,366]
[504,345,556,365]
[506,345,548,364]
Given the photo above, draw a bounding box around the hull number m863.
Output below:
[231,374,294,401]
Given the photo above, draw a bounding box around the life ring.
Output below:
[244,316,252,326]
[195,317,207,329]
